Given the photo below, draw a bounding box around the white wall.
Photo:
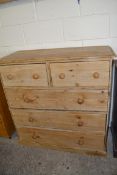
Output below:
[0,0,117,58]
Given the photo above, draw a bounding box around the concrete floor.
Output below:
[0,131,117,175]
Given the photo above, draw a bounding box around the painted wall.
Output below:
[0,0,117,57]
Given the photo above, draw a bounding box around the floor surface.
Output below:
[0,131,117,175]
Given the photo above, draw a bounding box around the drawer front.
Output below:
[50,61,109,88]
[1,64,48,87]
[11,109,106,132]
[6,88,108,111]
[18,127,106,153]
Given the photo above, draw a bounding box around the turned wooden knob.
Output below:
[32,73,40,80]
[77,96,84,104]
[93,72,99,79]
[100,99,105,103]
[28,117,34,122]
[59,73,65,79]
[76,115,81,119]
[23,94,39,103]
[7,74,14,80]
[77,121,84,127]
[77,137,84,145]
[32,133,40,140]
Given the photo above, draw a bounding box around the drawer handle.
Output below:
[77,96,84,104]
[7,74,14,80]
[33,74,40,80]
[99,99,105,103]
[28,117,35,122]
[77,137,84,145]
[32,133,40,140]
[23,94,39,103]
[77,121,84,127]
[59,73,65,79]
[93,72,100,79]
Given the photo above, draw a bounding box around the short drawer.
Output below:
[50,61,109,88]
[0,64,48,87]
[5,88,108,112]
[11,109,106,132]
[18,127,106,155]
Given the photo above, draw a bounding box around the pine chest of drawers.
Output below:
[0,46,115,156]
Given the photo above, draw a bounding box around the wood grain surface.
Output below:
[5,87,108,111]
[18,127,106,154]
[1,64,48,87]
[0,46,115,66]
[50,61,109,88]
[11,109,106,132]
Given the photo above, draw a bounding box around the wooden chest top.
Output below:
[0,46,115,66]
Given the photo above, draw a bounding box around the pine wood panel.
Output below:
[0,123,7,136]
[5,88,108,112]
[11,109,106,132]
[0,46,115,66]
[0,117,7,136]
[1,64,48,87]
[50,61,109,88]
[0,79,15,137]
[18,127,106,153]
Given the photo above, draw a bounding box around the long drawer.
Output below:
[5,88,108,111]
[11,109,106,132]
[18,127,106,156]
[50,61,109,88]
